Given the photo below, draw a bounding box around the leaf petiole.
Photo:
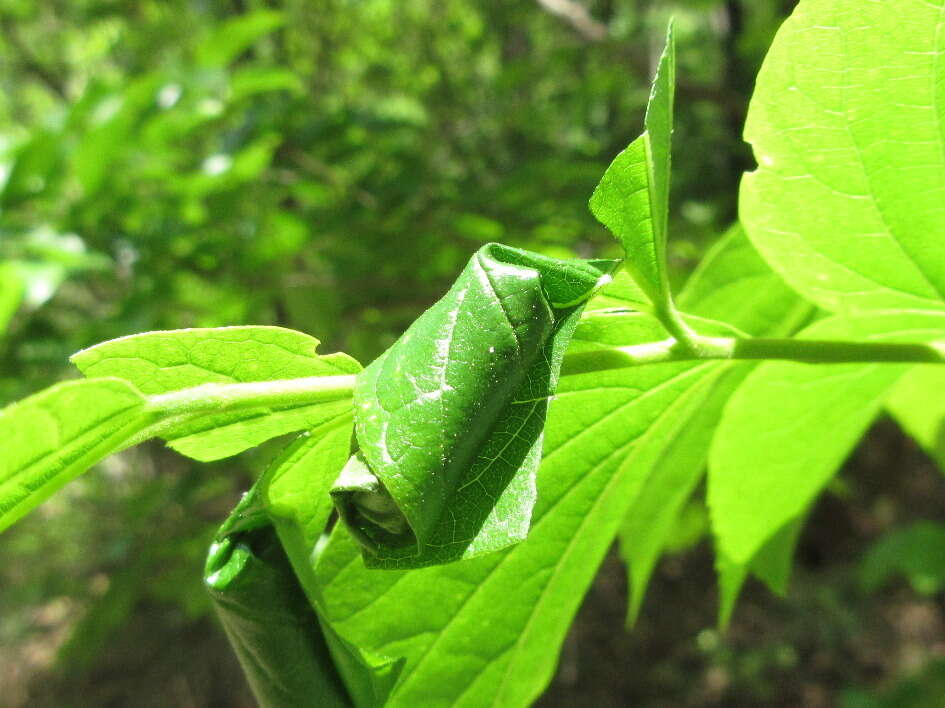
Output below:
[562,335,945,374]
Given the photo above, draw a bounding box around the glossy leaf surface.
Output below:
[334,243,617,568]
[205,487,351,708]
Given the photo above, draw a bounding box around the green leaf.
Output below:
[205,488,351,708]
[677,225,813,337]
[715,518,804,628]
[73,76,161,196]
[589,22,675,308]
[0,378,149,533]
[859,521,945,596]
[71,326,360,461]
[229,67,304,101]
[617,225,808,625]
[197,9,286,67]
[709,310,945,566]
[256,420,403,708]
[886,366,945,472]
[314,304,736,706]
[260,419,354,552]
[619,363,741,625]
[619,364,746,625]
[332,244,617,568]
[740,0,945,314]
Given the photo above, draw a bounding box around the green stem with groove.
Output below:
[128,374,357,449]
[561,335,945,375]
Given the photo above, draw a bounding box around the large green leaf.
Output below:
[740,0,945,314]
[333,244,616,569]
[310,226,813,703]
[72,326,360,461]
[1,328,359,535]
[618,225,808,624]
[709,311,945,565]
[589,23,675,308]
[0,378,149,532]
[314,299,738,706]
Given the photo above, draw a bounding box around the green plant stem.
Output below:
[652,298,699,350]
[126,374,357,448]
[561,335,945,375]
[145,374,357,417]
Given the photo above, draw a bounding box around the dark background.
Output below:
[3,1,945,705]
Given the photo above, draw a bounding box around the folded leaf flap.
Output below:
[334,244,618,567]
[205,489,351,708]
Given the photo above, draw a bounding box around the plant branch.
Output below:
[561,335,945,375]
[118,374,358,450]
[535,0,608,41]
[145,374,357,418]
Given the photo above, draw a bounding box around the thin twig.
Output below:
[535,0,608,41]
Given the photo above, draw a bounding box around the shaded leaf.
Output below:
[859,521,945,596]
[205,488,351,708]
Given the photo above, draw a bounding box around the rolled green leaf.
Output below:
[205,488,351,708]
[332,243,618,568]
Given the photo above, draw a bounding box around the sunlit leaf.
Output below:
[71,326,360,461]
[740,0,945,313]
[589,23,675,308]
[886,366,945,472]
[0,378,149,533]
[197,10,286,67]
[709,311,945,566]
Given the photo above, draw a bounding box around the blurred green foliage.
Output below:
[16,1,942,706]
